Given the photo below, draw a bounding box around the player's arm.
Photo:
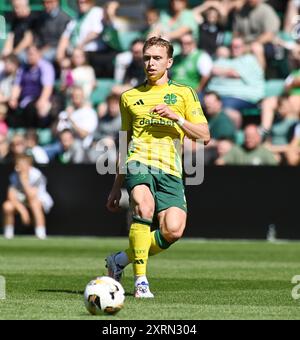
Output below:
[106,94,132,212]
[151,104,210,145]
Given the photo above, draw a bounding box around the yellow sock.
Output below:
[149,230,172,256]
[129,218,152,277]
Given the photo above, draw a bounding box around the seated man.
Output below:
[207,37,265,128]
[216,124,278,166]
[2,154,54,239]
[8,45,55,128]
[172,32,213,93]
[30,0,71,62]
[1,0,36,61]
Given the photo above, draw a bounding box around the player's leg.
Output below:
[27,195,47,240]
[149,173,187,256]
[2,201,16,239]
[149,207,186,256]
[106,184,155,297]
[128,184,155,297]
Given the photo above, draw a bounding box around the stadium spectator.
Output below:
[56,0,118,78]
[52,129,85,164]
[260,70,300,135]
[172,32,213,92]
[56,86,98,149]
[2,154,53,240]
[284,0,300,34]
[5,134,27,164]
[149,0,198,56]
[0,132,9,164]
[232,0,281,70]
[30,0,71,62]
[0,54,19,105]
[285,122,300,166]
[193,0,227,56]
[69,48,96,100]
[142,7,161,39]
[1,0,36,61]
[94,93,121,142]
[0,104,8,137]
[203,91,236,164]
[24,129,50,165]
[59,57,74,100]
[113,39,145,95]
[88,93,121,164]
[204,91,236,141]
[207,37,265,128]
[216,124,278,165]
[8,45,55,128]
[56,0,103,60]
[263,95,299,163]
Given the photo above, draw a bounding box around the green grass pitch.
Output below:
[0,237,300,320]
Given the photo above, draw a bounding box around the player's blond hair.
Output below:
[143,37,174,58]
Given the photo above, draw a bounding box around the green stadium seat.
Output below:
[90,78,117,106]
[223,31,233,46]
[37,129,53,146]
[235,130,244,145]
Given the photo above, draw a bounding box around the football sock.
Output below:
[4,225,14,239]
[35,226,47,240]
[149,229,173,256]
[129,216,152,277]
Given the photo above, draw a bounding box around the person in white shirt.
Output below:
[57,86,98,149]
[25,129,49,164]
[56,0,103,61]
[2,154,53,239]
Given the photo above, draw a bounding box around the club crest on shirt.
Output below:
[164,94,177,105]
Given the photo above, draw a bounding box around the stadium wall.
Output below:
[0,165,299,240]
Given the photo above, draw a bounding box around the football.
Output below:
[84,276,125,315]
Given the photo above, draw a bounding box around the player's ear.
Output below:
[167,58,173,70]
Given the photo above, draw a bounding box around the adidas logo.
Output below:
[134,99,145,106]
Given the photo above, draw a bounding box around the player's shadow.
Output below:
[38,289,134,297]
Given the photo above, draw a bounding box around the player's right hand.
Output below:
[106,189,122,213]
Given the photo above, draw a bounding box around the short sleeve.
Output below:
[184,87,207,124]
[120,94,132,131]
[62,20,76,38]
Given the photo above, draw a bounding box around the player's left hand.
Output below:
[150,104,179,121]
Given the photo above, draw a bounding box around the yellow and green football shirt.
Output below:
[120,80,207,178]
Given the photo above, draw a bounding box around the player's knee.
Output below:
[167,228,184,243]
[162,222,185,243]
[28,197,42,209]
[2,201,14,214]
[136,204,154,221]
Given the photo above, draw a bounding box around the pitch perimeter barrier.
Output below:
[0,165,299,239]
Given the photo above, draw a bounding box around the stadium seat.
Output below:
[235,130,244,146]
[90,78,117,106]
[37,129,53,146]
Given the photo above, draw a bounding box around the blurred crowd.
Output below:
[1,0,300,167]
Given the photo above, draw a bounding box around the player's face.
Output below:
[143,46,173,82]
